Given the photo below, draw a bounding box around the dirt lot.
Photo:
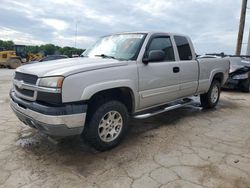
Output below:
[0,69,250,188]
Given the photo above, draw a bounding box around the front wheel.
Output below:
[83,100,128,151]
[8,59,22,69]
[200,80,221,109]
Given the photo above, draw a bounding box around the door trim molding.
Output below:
[140,84,179,98]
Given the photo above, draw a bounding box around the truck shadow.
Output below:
[15,97,237,177]
[222,87,249,94]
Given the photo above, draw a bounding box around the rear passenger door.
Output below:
[174,36,199,98]
[138,35,181,109]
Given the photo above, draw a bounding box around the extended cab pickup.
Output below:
[10,32,230,151]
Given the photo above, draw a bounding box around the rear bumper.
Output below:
[10,91,87,137]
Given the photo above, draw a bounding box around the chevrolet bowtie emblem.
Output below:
[16,80,24,89]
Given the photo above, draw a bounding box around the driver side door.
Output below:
[138,35,181,109]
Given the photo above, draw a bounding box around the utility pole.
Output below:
[236,0,248,55]
[247,29,250,55]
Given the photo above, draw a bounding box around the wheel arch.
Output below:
[212,72,224,85]
[209,71,225,86]
[85,86,136,114]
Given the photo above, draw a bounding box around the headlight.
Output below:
[39,76,64,88]
[232,73,248,80]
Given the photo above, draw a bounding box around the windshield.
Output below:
[82,33,146,60]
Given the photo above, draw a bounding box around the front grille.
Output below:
[14,72,38,85]
[15,86,34,97]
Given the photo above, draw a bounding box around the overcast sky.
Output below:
[0,0,249,54]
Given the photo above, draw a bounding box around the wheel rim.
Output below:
[10,59,21,69]
[98,111,123,142]
[211,85,219,104]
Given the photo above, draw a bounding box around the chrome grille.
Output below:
[14,72,38,101]
[14,72,38,85]
[15,86,34,97]
[13,72,61,102]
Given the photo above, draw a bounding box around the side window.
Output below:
[174,36,193,60]
[147,37,175,61]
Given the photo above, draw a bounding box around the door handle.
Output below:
[173,67,180,73]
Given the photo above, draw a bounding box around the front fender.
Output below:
[80,79,137,100]
[61,63,139,106]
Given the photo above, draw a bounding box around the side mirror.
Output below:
[143,50,165,64]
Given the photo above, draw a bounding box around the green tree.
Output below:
[0,40,14,50]
[0,39,85,56]
[59,46,85,57]
[26,45,40,53]
[40,44,56,55]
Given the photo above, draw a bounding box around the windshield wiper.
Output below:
[95,54,116,59]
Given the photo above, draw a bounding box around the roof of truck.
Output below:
[104,31,189,38]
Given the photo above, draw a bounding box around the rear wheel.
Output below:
[83,100,128,151]
[200,80,221,109]
[8,59,22,69]
[240,73,250,93]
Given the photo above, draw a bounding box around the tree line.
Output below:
[0,40,85,57]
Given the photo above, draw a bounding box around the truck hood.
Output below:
[16,57,128,77]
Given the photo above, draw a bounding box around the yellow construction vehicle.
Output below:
[0,50,22,69]
[26,52,44,62]
[0,45,43,69]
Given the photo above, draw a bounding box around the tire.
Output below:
[83,100,128,151]
[200,80,221,109]
[240,73,250,93]
[8,59,22,69]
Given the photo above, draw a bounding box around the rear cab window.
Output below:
[174,36,193,60]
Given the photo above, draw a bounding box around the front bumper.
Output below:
[223,76,249,89]
[223,77,241,89]
[10,91,87,137]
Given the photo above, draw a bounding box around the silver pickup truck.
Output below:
[10,32,230,151]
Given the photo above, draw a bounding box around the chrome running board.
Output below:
[133,98,193,119]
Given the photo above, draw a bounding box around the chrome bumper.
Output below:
[10,98,86,137]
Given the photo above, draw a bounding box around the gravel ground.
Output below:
[0,69,250,188]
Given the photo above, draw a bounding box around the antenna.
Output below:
[75,22,78,48]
